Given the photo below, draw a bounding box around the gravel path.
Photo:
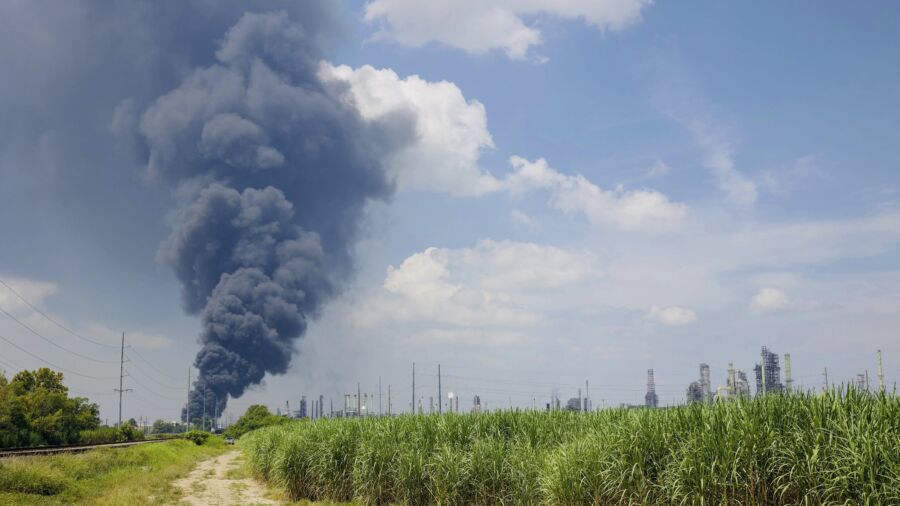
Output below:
[174,449,279,505]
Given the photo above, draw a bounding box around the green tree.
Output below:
[117,419,143,442]
[0,368,100,448]
[223,404,288,439]
[151,419,181,434]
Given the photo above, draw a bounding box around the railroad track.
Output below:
[0,438,170,458]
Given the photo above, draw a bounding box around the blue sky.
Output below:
[1,1,899,422]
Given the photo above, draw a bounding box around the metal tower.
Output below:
[645,369,659,408]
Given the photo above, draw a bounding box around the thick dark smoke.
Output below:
[0,1,405,421]
[137,11,413,419]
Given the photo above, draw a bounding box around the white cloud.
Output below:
[319,62,500,196]
[376,245,540,328]
[750,287,790,312]
[681,116,758,206]
[509,210,538,231]
[322,64,686,233]
[760,155,829,196]
[398,328,529,347]
[353,240,602,330]
[363,0,651,60]
[0,275,173,351]
[0,277,58,314]
[645,305,697,326]
[81,322,173,350]
[502,156,687,231]
[718,210,900,270]
[645,159,671,179]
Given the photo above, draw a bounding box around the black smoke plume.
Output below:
[137,11,412,419]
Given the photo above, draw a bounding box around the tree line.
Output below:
[0,368,101,448]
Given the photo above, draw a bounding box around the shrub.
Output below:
[223,404,289,439]
[183,430,210,446]
[0,461,71,495]
[116,420,145,442]
[79,427,120,444]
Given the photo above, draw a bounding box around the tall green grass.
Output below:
[0,438,225,505]
[243,387,900,505]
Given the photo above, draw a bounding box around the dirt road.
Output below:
[174,449,279,505]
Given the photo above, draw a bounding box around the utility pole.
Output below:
[186,367,191,430]
[379,376,383,416]
[412,363,415,415]
[585,380,590,411]
[387,385,392,416]
[438,364,442,415]
[357,382,361,417]
[823,368,829,391]
[114,332,131,427]
[202,387,207,431]
[877,350,885,392]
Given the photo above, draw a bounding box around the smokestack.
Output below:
[700,363,711,403]
[728,363,736,396]
[585,379,590,412]
[784,354,792,392]
[645,369,658,408]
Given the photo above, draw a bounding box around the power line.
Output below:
[127,347,183,385]
[125,358,183,391]
[71,389,118,397]
[0,356,20,372]
[0,305,119,363]
[0,278,188,396]
[0,277,118,349]
[427,372,686,391]
[126,372,187,401]
[0,331,115,380]
[130,389,180,414]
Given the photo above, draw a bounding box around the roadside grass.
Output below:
[0,437,226,505]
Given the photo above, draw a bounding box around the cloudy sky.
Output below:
[1,1,899,422]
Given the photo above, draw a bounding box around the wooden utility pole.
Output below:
[438,364,442,415]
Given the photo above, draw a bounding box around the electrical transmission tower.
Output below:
[114,332,132,427]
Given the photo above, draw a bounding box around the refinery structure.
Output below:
[280,348,888,420]
[668,347,887,406]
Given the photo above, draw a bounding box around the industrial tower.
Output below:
[754,346,784,395]
[645,369,659,408]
